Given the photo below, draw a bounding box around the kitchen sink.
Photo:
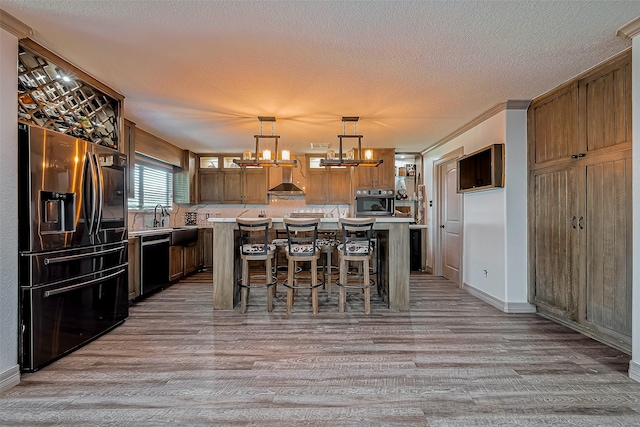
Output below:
[170,227,199,246]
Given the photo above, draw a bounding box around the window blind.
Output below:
[128,156,173,210]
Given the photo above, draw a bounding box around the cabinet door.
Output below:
[354,166,374,189]
[579,151,632,343]
[169,246,184,281]
[354,148,395,189]
[127,238,140,300]
[528,82,578,168]
[124,120,136,199]
[579,53,632,156]
[198,170,222,203]
[202,228,213,269]
[374,148,396,188]
[223,169,243,203]
[183,244,198,275]
[329,169,351,203]
[529,164,578,320]
[306,170,330,204]
[243,168,268,204]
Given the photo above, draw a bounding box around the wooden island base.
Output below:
[209,217,413,311]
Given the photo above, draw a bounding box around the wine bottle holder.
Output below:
[17,43,120,149]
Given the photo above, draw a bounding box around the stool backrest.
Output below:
[283,217,320,256]
[236,218,272,256]
[339,217,376,256]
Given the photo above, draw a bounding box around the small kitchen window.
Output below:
[128,155,173,210]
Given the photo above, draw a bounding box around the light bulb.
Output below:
[281,150,290,160]
[263,149,271,160]
[364,149,373,160]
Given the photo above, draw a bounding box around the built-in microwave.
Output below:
[354,189,395,217]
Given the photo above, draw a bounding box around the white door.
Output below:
[440,159,462,284]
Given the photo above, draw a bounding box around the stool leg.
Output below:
[241,258,249,313]
[287,258,294,315]
[311,257,318,314]
[364,257,371,315]
[325,251,332,300]
[339,256,346,313]
[266,256,273,312]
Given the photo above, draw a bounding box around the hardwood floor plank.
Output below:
[1,272,640,426]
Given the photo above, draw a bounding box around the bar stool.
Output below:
[236,218,277,313]
[282,217,323,314]
[317,232,340,300]
[336,217,376,314]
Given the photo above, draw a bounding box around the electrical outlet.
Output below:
[483,269,488,277]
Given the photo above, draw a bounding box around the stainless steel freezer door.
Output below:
[19,242,128,288]
[20,264,128,372]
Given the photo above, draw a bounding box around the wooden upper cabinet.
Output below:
[123,119,136,199]
[242,168,268,204]
[222,169,243,204]
[305,155,352,204]
[354,148,395,189]
[196,154,267,204]
[198,169,223,203]
[528,82,579,168]
[579,52,632,155]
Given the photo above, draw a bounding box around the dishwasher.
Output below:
[140,233,170,296]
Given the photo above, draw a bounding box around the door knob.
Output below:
[440,225,445,228]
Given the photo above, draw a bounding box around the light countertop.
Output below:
[207,217,414,223]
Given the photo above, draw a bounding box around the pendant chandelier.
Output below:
[233,117,298,168]
[319,116,383,167]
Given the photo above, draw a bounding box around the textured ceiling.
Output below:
[2,1,639,154]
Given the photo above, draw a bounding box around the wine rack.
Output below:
[17,43,120,149]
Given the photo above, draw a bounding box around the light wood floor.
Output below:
[2,272,640,426]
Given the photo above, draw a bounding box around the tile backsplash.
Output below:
[128,200,351,230]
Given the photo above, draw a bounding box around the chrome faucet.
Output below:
[153,204,169,227]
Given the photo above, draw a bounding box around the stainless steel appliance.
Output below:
[18,123,129,372]
[140,233,170,296]
[354,189,395,217]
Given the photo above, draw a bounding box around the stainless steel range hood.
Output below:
[268,168,304,195]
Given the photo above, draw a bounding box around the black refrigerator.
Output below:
[18,123,129,372]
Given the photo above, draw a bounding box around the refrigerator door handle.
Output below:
[44,268,126,298]
[82,151,97,235]
[43,246,124,265]
[93,153,104,232]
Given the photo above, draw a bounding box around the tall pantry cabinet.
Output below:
[528,50,632,351]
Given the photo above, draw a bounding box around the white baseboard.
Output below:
[0,365,20,393]
[629,360,640,383]
[463,282,536,314]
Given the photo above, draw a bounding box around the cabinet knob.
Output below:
[571,215,577,229]
[440,224,445,229]
[578,216,584,230]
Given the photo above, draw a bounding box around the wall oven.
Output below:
[354,189,395,217]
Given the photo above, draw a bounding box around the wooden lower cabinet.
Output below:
[169,245,184,282]
[127,237,140,300]
[200,228,213,269]
[183,243,199,275]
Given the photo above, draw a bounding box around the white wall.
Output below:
[422,106,532,312]
[504,108,529,304]
[0,27,20,392]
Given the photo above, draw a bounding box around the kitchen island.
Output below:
[208,217,413,311]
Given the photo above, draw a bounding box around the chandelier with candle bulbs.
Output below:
[233,117,297,168]
[319,116,383,167]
